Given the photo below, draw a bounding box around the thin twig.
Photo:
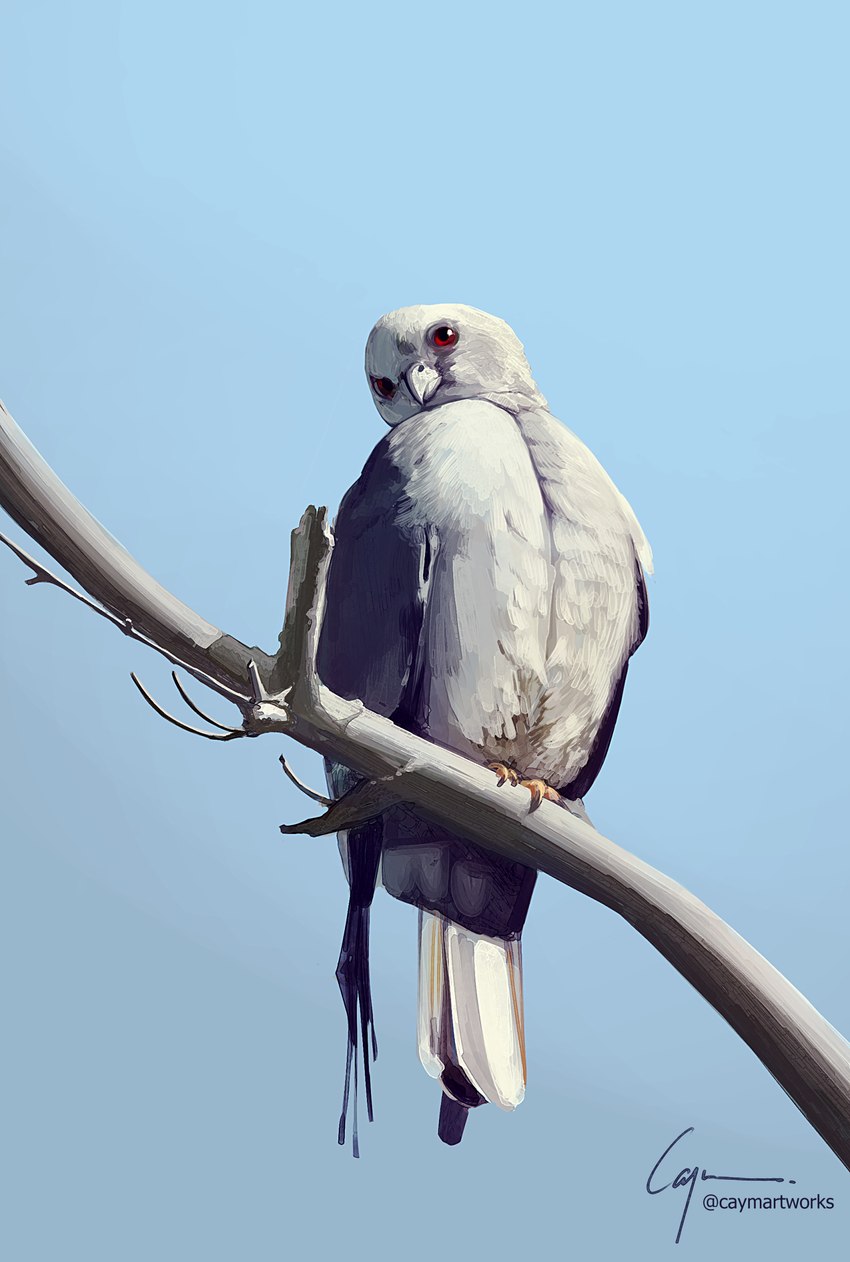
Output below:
[0,529,251,707]
[130,672,246,741]
[247,659,266,703]
[0,399,268,697]
[2,528,130,629]
[280,777,399,836]
[171,671,243,733]
[278,754,332,806]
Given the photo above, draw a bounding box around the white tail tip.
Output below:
[417,910,527,1111]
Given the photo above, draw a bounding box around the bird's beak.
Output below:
[405,362,441,407]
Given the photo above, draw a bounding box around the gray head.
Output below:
[364,303,546,426]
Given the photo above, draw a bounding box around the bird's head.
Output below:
[364,304,546,426]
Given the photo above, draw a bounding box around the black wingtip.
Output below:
[438,1094,470,1146]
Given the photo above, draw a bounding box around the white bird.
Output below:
[317,304,651,1151]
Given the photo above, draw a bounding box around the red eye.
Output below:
[429,325,459,349]
[371,376,396,400]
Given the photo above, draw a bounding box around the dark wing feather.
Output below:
[316,439,429,1155]
[317,439,429,717]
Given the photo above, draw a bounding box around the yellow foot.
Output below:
[519,779,563,812]
[488,761,520,787]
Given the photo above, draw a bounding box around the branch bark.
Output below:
[3,397,850,1169]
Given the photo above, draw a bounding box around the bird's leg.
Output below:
[488,761,562,811]
[518,778,564,812]
[487,761,520,788]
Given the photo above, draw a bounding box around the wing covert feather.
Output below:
[514,409,651,789]
[317,440,429,721]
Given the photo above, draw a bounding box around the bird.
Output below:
[316,304,651,1153]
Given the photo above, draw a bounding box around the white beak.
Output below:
[405,362,441,407]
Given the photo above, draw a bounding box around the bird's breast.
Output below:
[387,400,555,769]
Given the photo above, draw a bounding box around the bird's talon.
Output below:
[488,761,519,787]
[519,779,561,812]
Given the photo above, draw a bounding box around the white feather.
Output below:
[418,911,526,1111]
[417,911,446,1080]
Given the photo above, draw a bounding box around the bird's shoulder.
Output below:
[514,406,653,576]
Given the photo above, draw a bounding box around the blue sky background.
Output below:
[1,2,849,1258]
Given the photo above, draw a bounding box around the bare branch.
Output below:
[268,505,333,699]
[278,754,332,806]
[2,527,130,620]
[171,671,243,733]
[130,673,246,741]
[3,396,850,1171]
[247,659,267,703]
[0,527,250,707]
[280,776,399,835]
[0,399,271,695]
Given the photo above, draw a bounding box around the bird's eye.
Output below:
[429,325,459,350]
[371,376,397,400]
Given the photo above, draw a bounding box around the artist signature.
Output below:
[646,1126,791,1242]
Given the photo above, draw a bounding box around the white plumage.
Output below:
[418,911,526,1111]
[318,305,650,1146]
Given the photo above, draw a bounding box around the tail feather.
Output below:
[418,910,527,1142]
[417,908,447,1079]
[444,921,526,1109]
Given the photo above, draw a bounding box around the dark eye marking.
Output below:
[428,324,459,349]
[371,376,397,400]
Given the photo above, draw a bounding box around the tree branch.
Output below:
[278,754,332,807]
[2,397,850,1169]
[0,399,270,696]
[279,777,400,836]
